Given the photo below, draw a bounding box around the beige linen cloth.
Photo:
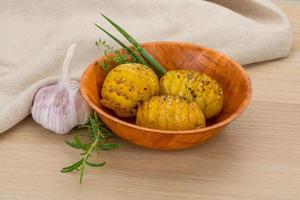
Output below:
[0,0,292,134]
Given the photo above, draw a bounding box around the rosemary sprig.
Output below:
[61,111,122,184]
[95,14,167,76]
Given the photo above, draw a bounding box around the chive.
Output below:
[94,24,144,64]
[100,13,167,75]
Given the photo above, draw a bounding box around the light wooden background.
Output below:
[0,1,299,199]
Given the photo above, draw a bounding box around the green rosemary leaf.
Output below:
[86,161,106,167]
[89,119,99,137]
[83,143,92,150]
[61,167,76,173]
[61,159,84,173]
[100,129,114,137]
[74,134,87,151]
[65,140,80,149]
[100,143,123,150]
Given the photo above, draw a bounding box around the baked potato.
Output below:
[159,70,223,119]
[136,95,206,130]
[101,63,159,117]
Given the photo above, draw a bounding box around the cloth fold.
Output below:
[0,0,292,133]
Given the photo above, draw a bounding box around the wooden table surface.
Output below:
[1,1,299,199]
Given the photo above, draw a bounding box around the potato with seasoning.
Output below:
[101,63,159,117]
[160,70,223,119]
[136,95,206,130]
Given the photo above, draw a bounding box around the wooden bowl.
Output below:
[81,42,252,150]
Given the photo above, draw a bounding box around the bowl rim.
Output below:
[81,41,252,135]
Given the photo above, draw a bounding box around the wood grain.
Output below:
[81,42,252,150]
[0,0,299,199]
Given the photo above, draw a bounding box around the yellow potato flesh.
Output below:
[101,63,159,117]
[136,95,206,130]
[160,70,223,119]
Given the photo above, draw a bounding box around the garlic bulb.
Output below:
[31,43,92,134]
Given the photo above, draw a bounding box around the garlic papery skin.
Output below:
[31,43,92,134]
